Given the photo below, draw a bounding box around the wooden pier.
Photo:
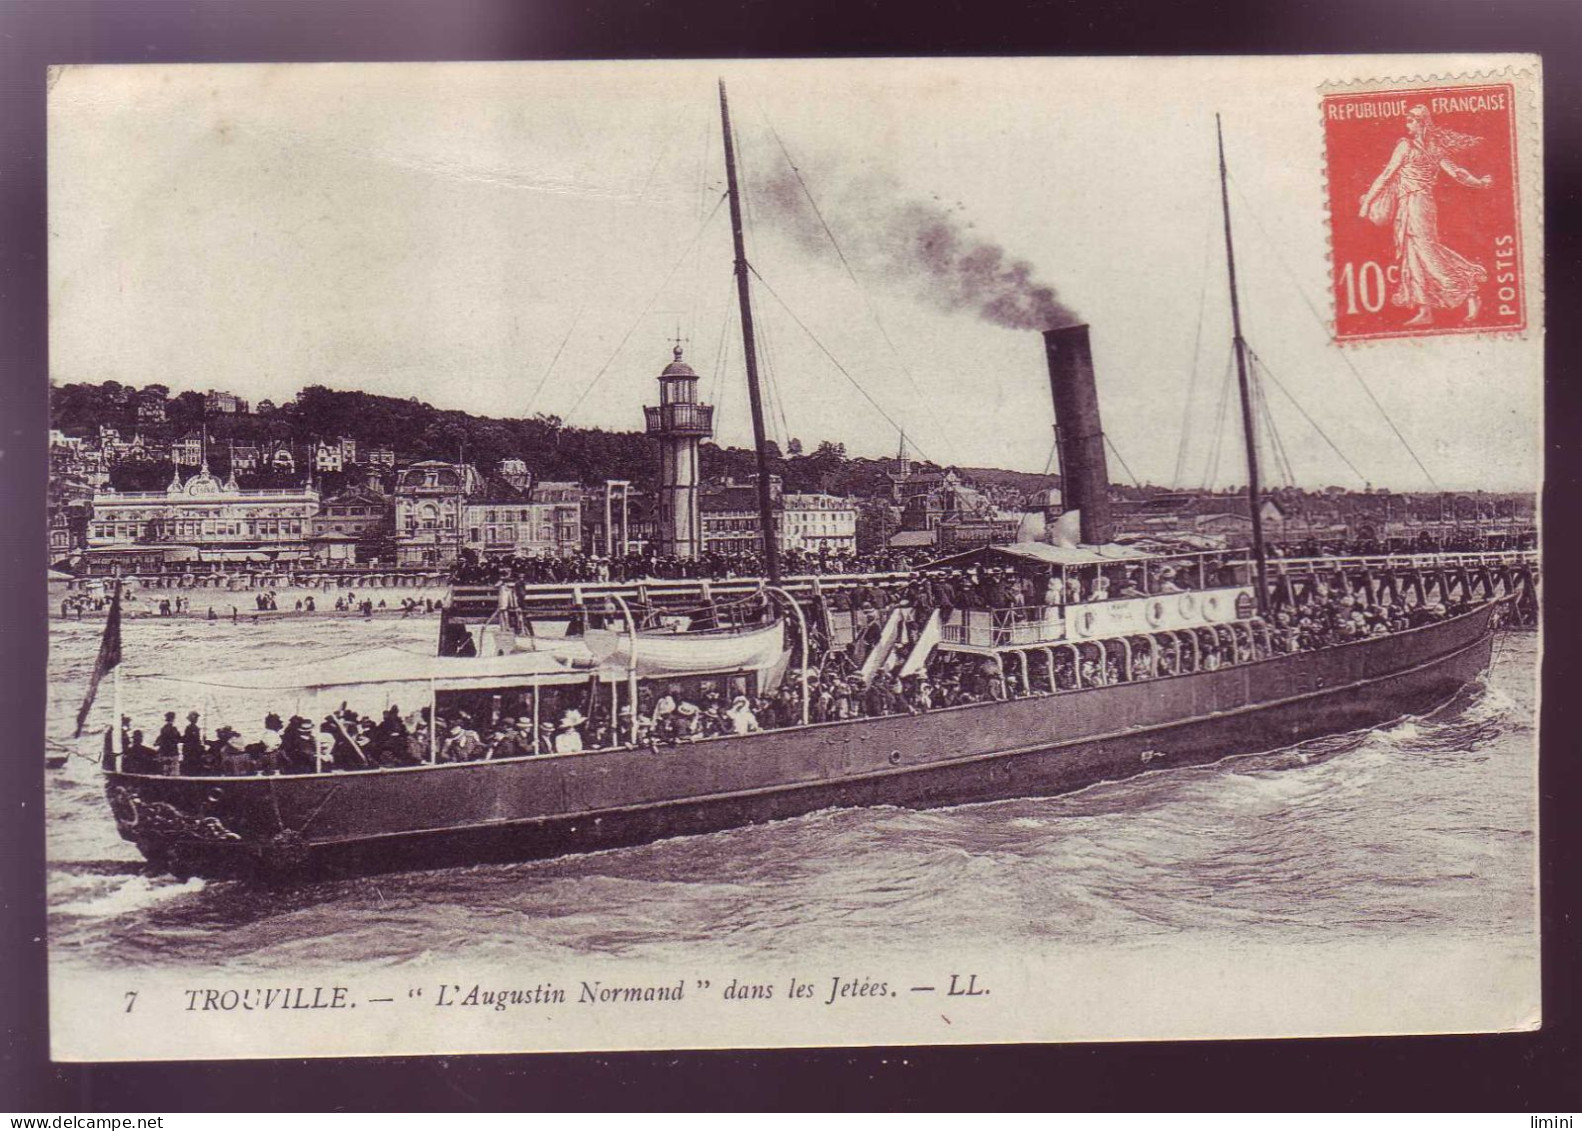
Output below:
[450,549,1541,628]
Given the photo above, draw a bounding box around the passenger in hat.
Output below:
[652,687,678,725]
[725,695,760,736]
[122,730,159,776]
[554,709,585,754]
[441,718,482,763]
[214,726,251,776]
[180,710,205,775]
[669,701,701,743]
[257,712,285,775]
[154,711,182,769]
[481,715,526,760]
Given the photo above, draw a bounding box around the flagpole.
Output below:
[112,665,123,756]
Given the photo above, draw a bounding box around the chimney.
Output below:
[1042,324,1113,545]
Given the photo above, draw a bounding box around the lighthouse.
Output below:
[644,344,714,558]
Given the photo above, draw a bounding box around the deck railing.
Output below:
[942,607,1066,648]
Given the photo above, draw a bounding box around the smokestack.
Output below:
[1042,324,1113,546]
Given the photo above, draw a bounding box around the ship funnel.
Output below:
[1042,324,1113,546]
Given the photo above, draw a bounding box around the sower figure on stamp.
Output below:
[1358,104,1492,327]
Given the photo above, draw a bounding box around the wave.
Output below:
[51,873,206,918]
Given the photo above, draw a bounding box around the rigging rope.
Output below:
[1105,433,1141,488]
[733,117,793,453]
[1227,171,1441,491]
[634,110,684,204]
[746,263,935,466]
[708,279,736,434]
[687,101,715,343]
[757,103,954,463]
[1202,349,1236,490]
[1247,347,1368,486]
[562,193,728,427]
[524,301,586,418]
[1172,216,1217,490]
[756,301,795,453]
[1253,365,1297,488]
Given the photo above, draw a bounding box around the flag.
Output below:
[74,581,122,738]
[858,608,905,683]
[899,608,944,678]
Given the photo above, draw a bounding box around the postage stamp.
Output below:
[1322,80,1526,342]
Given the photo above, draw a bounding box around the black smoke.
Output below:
[755,158,1079,331]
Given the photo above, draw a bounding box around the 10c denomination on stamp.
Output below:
[1323,81,1525,342]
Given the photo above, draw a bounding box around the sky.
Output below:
[48,57,1542,491]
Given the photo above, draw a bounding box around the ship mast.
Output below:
[718,79,781,584]
[1216,113,1269,614]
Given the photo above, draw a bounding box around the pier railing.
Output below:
[1272,551,1539,573]
[449,550,1539,617]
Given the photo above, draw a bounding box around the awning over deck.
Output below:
[926,541,1151,571]
[129,644,596,694]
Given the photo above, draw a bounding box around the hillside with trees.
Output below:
[49,381,1008,499]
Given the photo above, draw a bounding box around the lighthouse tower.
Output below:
[644,344,714,558]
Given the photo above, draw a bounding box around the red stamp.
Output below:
[1322,82,1525,342]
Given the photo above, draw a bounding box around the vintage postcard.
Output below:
[44,55,1542,1061]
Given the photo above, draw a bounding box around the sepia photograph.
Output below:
[41,55,1542,1061]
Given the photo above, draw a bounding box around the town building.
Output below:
[311,483,391,541]
[462,496,583,559]
[267,443,297,475]
[498,458,531,492]
[581,484,657,556]
[48,477,94,564]
[309,438,344,473]
[49,431,84,477]
[172,431,204,468]
[227,442,260,474]
[700,476,782,557]
[644,344,713,558]
[392,460,482,567]
[530,480,581,504]
[135,392,167,424]
[103,432,159,465]
[1111,493,1287,546]
[84,463,321,569]
[779,493,858,554]
[886,467,1003,552]
[364,446,396,470]
[204,389,249,415]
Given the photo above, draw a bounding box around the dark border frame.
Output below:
[2,0,1577,1112]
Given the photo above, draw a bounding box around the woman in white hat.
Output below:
[725,695,760,736]
[554,708,585,754]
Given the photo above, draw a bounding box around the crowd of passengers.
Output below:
[451,547,923,586]
[448,531,1534,588]
[105,583,1472,777]
[789,560,1245,640]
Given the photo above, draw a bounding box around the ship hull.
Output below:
[104,604,1499,881]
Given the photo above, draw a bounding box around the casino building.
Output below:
[85,461,322,571]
